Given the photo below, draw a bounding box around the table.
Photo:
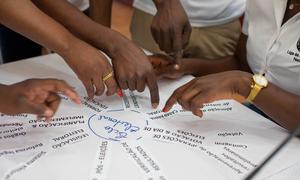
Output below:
[0,54,299,180]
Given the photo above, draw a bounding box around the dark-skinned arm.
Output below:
[32,0,116,55]
[89,0,112,27]
[162,34,300,131]
[0,0,119,99]
[32,0,160,108]
[149,34,251,79]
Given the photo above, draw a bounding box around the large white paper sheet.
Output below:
[0,54,299,180]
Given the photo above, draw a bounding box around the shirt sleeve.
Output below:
[242,12,249,35]
[242,1,249,35]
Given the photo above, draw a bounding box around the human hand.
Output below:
[0,79,80,120]
[61,39,118,99]
[110,39,160,108]
[148,54,185,79]
[152,0,191,60]
[163,71,252,117]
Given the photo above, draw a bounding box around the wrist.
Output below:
[55,33,80,58]
[153,0,174,10]
[235,71,252,98]
[90,25,126,57]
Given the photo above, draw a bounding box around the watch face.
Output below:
[253,74,268,87]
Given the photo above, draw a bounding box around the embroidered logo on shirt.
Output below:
[286,39,300,63]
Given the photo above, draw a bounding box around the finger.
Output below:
[82,79,94,99]
[172,28,183,53]
[136,76,146,92]
[104,75,118,96]
[190,93,210,118]
[146,73,159,108]
[178,83,202,111]
[151,24,160,45]
[45,93,61,121]
[163,79,195,112]
[182,23,192,49]
[157,29,165,52]
[161,28,172,53]
[127,78,136,91]
[174,50,183,68]
[117,75,129,90]
[92,76,105,96]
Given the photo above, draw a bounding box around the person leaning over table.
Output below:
[148,0,300,131]
[0,0,160,108]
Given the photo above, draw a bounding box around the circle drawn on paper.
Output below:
[88,110,148,141]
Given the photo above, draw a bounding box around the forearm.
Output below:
[89,0,112,27]
[32,0,120,56]
[181,33,251,77]
[181,56,240,77]
[153,0,173,9]
[0,0,75,55]
[251,84,300,131]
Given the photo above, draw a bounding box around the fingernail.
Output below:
[162,107,168,112]
[117,90,123,97]
[44,109,53,117]
[152,103,158,109]
[174,64,180,70]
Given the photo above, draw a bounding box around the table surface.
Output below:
[0,54,299,180]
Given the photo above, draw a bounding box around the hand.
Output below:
[151,0,191,55]
[163,71,252,117]
[148,54,185,79]
[0,79,80,120]
[61,39,118,98]
[110,39,160,108]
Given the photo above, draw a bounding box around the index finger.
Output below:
[146,73,159,108]
[163,79,195,112]
[173,50,183,69]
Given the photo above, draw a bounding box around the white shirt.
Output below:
[67,0,89,11]
[133,0,246,27]
[243,0,300,95]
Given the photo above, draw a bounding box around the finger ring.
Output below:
[102,71,113,81]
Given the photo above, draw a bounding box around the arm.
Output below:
[89,0,112,27]
[163,34,300,131]
[149,34,251,78]
[32,0,160,108]
[151,0,191,63]
[0,0,73,56]
[0,0,118,99]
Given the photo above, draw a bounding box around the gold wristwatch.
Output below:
[246,74,268,103]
